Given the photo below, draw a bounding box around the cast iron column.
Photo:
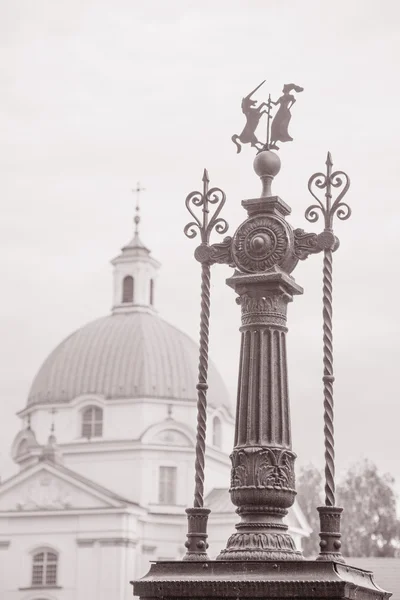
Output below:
[217,150,304,559]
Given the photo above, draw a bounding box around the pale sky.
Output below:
[1,0,400,497]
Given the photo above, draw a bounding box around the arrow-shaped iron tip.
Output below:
[326,151,333,167]
[202,168,210,183]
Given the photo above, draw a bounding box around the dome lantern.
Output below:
[111,183,160,314]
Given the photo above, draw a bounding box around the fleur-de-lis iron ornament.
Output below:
[184,169,228,244]
[182,169,228,561]
[305,152,351,510]
[231,81,304,153]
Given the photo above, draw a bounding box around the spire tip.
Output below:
[133,182,146,236]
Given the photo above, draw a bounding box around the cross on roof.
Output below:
[133,182,146,235]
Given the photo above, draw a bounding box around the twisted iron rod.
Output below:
[184,171,228,512]
[322,249,335,506]
[306,153,350,509]
[193,262,211,508]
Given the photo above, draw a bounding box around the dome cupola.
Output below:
[111,183,160,314]
[22,185,233,415]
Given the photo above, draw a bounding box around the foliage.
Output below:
[296,460,400,558]
[337,460,400,557]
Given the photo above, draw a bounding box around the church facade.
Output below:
[0,220,310,600]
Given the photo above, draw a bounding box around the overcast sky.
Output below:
[1,0,400,497]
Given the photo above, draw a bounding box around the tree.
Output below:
[296,460,400,558]
[296,464,323,556]
[337,460,400,557]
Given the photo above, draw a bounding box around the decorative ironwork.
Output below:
[183,170,228,560]
[316,506,345,563]
[232,214,291,273]
[230,448,295,490]
[133,559,389,599]
[269,84,304,150]
[231,81,304,153]
[194,236,233,266]
[184,169,228,245]
[305,152,351,231]
[293,228,338,261]
[133,91,390,600]
[220,531,301,561]
[182,507,210,561]
[305,152,350,563]
[231,80,268,153]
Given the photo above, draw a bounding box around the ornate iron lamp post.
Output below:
[132,82,390,600]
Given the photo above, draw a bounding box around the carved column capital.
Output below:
[237,293,288,328]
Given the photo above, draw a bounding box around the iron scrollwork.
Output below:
[305,152,351,231]
[184,169,228,246]
[294,228,339,260]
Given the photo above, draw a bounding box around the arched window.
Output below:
[122,275,134,303]
[212,416,222,448]
[32,549,58,586]
[149,279,154,306]
[81,406,103,438]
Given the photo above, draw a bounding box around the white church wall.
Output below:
[1,510,140,600]
[64,448,142,502]
[139,516,186,562]
[205,409,235,455]
[203,455,231,495]
[19,397,234,462]
[2,514,79,600]
[140,448,194,508]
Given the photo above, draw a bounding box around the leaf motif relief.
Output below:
[255,449,292,488]
[231,450,248,488]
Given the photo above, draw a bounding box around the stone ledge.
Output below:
[132,559,390,600]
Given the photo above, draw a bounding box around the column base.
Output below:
[182,507,210,561]
[217,531,302,561]
[316,505,345,563]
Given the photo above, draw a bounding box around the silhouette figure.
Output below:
[270,83,304,150]
[232,81,268,153]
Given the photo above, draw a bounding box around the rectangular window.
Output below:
[158,466,177,504]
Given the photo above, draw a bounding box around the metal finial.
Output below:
[326,151,333,168]
[133,182,146,236]
[202,168,209,184]
[27,413,31,430]
[231,81,304,154]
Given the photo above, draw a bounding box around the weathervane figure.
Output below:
[270,83,304,150]
[231,81,303,153]
[231,80,269,153]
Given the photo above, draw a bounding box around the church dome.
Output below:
[27,311,231,412]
